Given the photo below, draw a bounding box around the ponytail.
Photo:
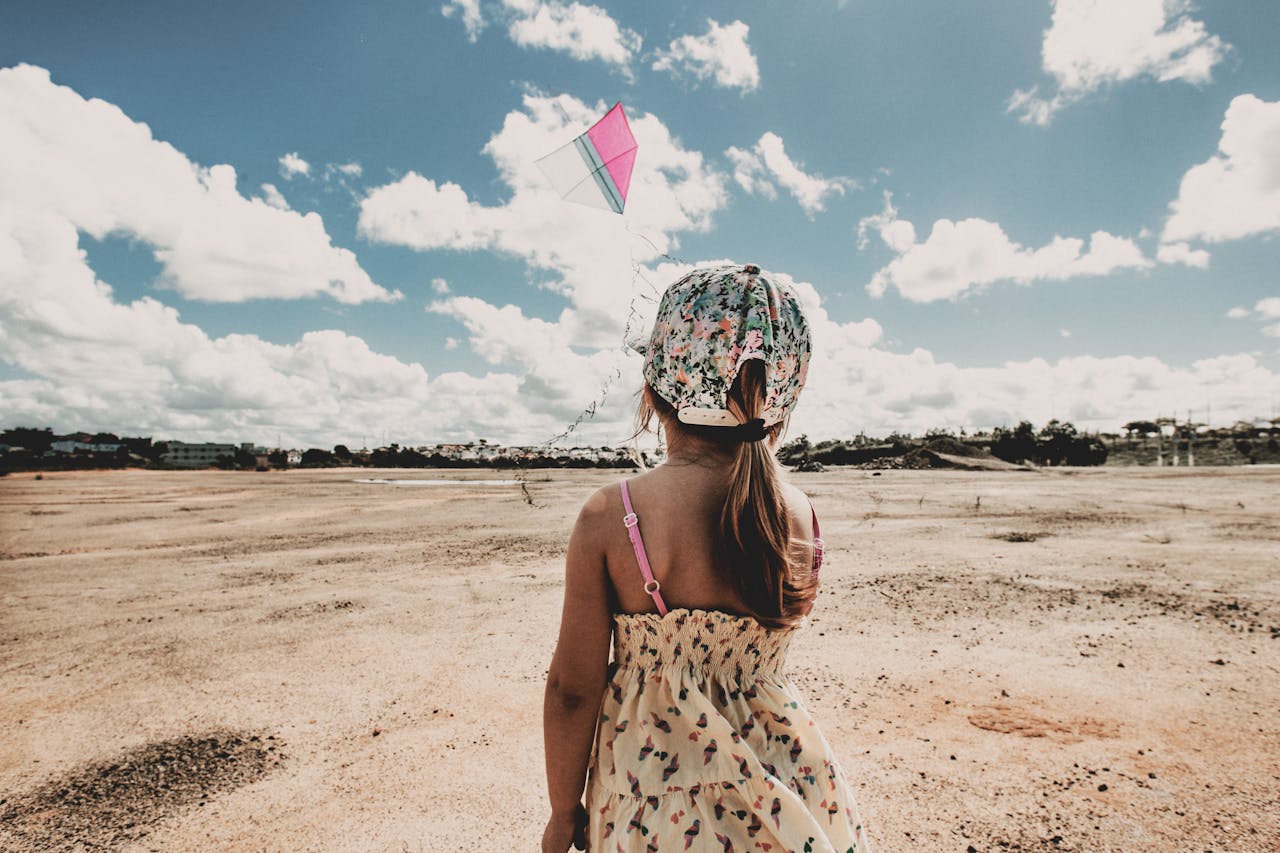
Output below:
[635,360,816,629]
[720,361,814,629]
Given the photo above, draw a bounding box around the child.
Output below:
[542,264,872,852]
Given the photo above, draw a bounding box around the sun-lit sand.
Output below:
[1,467,1277,851]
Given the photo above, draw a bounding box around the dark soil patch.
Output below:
[993,531,1049,542]
[857,573,1279,636]
[265,598,361,621]
[0,731,283,851]
[220,569,297,588]
[1023,510,1139,528]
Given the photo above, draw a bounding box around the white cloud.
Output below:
[1009,0,1229,126]
[725,132,852,216]
[431,277,452,294]
[1162,94,1280,244]
[1155,241,1210,268]
[0,64,396,305]
[652,19,760,93]
[746,268,1278,439]
[1060,328,1072,338]
[331,161,362,178]
[258,183,290,211]
[279,151,310,178]
[428,295,628,421]
[442,0,485,42]
[1237,297,1280,337]
[504,0,640,68]
[4,204,1275,444]
[858,193,1152,302]
[0,205,533,446]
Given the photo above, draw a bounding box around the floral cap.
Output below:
[641,263,812,428]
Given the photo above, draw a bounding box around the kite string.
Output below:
[514,223,686,506]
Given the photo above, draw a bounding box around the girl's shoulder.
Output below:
[779,480,819,540]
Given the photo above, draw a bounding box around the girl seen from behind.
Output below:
[542,264,873,852]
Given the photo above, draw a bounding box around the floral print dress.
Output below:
[585,608,872,852]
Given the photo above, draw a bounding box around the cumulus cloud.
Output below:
[652,19,760,93]
[1162,94,1280,245]
[431,277,451,294]
[330,161,362,178]
[442,1,639,69]
[3,204,1275,443]
[0,64,395,304]
[858,193,1152,302]
[0,205,540,446]
[279,151,310,178]
[359,93,728,346]
[504,0,641,68]
[725,132,853,216]
[441,0,485,42]
[428,295,629,422]
[1226,297,1280,337]
[719,265,1277,439]
[1009,0,1229,126]
[1155,241,1210,268]
[1258,298,1280,337]
[258,183,290,211]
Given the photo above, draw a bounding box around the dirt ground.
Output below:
[1,466,1277,852]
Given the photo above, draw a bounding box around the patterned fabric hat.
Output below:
[640,263,812,429]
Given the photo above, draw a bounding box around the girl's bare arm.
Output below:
[543,488,614,819]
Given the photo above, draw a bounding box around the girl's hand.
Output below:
[541,803,588,852]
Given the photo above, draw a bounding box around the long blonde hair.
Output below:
[635,360,816,629]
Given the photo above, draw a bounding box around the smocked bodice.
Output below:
[611,608,796,684]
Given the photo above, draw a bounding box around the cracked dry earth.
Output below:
[1,467,1277,851]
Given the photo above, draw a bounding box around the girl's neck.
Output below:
[660,431,774,471]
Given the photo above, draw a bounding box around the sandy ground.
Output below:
[1,466,1277,852]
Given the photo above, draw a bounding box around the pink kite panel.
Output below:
[586,103,637,201]
[605,146,636,201]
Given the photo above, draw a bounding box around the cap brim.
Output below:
[677,407,740,427]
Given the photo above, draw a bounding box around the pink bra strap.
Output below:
[619,480,668,616]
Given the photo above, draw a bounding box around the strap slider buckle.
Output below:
[643,579,661,595]
[623,512,639,528]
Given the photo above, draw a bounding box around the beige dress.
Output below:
[585,608,873,852]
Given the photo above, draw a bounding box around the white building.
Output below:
[50,440,122,453]
[163,441,238,467]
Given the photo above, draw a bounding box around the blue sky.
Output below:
[1,0,1278,447]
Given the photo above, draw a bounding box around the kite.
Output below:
[536,102,637,214]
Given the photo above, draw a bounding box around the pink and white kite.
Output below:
[536,102,637,215]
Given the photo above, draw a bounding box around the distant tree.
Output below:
[233,447,257,469]
[301,448,334,467]
[370,447,399,467]
[267,449,288,468]
[1,427,54,452]
[778,434,811,464]
[91,432,121,444]
[333,444,352,461]
[991,421,1036,463]
[397,447,428,468]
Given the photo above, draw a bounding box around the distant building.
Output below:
[163,441,238,467]
[50,440,122,453]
